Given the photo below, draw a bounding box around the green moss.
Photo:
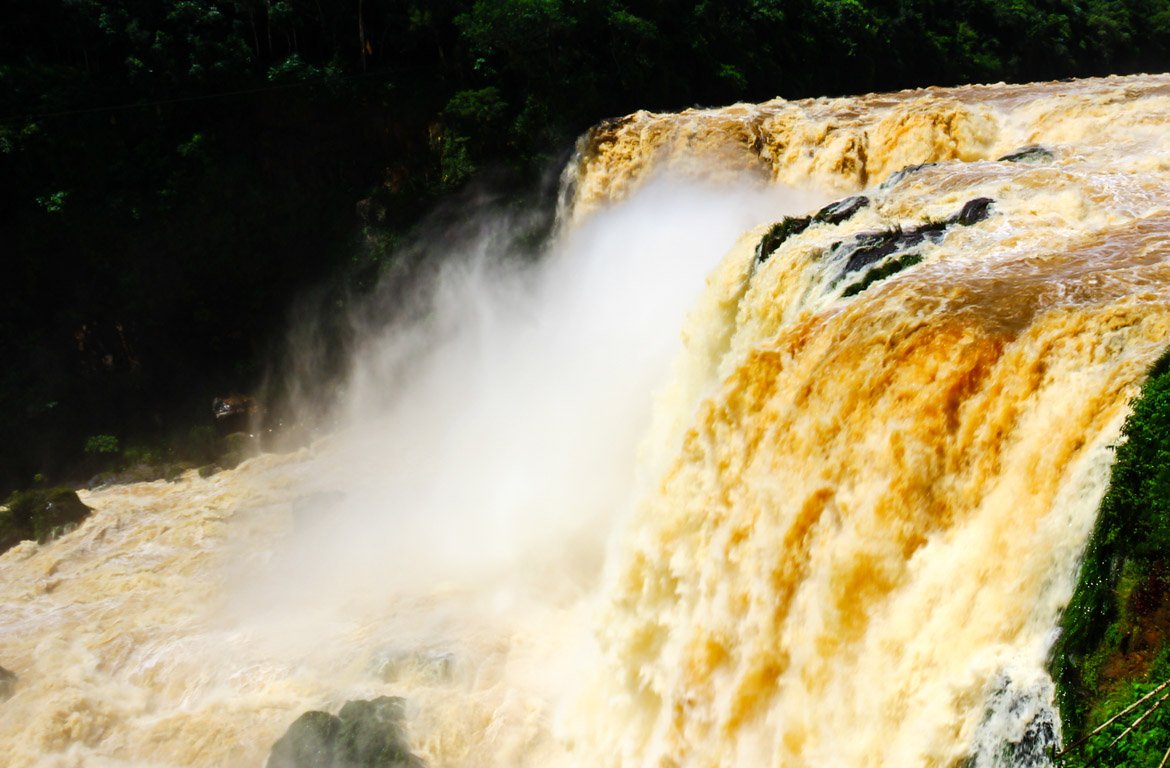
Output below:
[266,697,422,768]
[841,252,923,297]
[755,216,813,266]
[0,486,91,554]
[1052,348,1170,763]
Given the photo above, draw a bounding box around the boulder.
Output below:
[268,711,341,768]
[0,487,92,555]
[336,697,420,767]
[0,666,15,701]
[267,697,425,768]
[216,431,260,470]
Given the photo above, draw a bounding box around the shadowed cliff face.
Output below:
[4,74,1170,768]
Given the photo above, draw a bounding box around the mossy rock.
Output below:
[217,431,260,470]
[0,486,92,554]
[267,697,424,768]
[831,198,994,296]
[755,215,812,266]
[336,697,418,766]
[268,711,341,768]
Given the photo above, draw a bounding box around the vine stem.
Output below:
[1095,687,1170,761]
[1055,676,1170,758]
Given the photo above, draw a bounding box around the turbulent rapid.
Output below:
[4,73,1170,767]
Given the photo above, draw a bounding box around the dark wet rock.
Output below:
[814,195,869,225]
[966,673,1058,768]
[841,253,924,298]
[755,196,872,269]
[268,710,341,768]
[997,145,1054,163]
[216,431,259,470]
[0,487,93,554]
[371,648,455,684]
[833,222,946,276]
[337,697,422,766]
[0,666,16,701]
[755,215,813,266]
[212,393,259,434]
[831,197,996,296]
[955,197,994,226]
[267,697,424,768]
[879,162,937,189]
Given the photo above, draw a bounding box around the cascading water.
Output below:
[3,73,1170,767]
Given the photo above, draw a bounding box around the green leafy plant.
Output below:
[84,435,119,455]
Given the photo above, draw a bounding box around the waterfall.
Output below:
[3,73,1170,767]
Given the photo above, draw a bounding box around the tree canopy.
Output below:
[2,0,1168,490]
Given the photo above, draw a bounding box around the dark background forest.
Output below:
[3,0,1169,493]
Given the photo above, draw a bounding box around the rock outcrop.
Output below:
[267,697,425,768]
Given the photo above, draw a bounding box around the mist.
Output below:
[227,172,827,667]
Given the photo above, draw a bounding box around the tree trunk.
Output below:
[358,0,367,71]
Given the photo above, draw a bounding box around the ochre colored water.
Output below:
[4,73,1170,767]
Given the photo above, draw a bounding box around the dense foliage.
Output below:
[1053,352,1170,765]
[4,0,1170,491]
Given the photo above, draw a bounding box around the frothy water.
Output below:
[5,73,1170,768]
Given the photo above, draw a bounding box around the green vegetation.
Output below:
[84,435,119,455]
[1052,351,1170,764]
[0,486,93,552]
[3,0,1170,493]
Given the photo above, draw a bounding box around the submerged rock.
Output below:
[371,648,455,684]
[0,666,15,701]
[998,145,1054,163]
[814,194,869,225]
[267,697,424,768]
[879,161,937,189]
[0,487,93,555]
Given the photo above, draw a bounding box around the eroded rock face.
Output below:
[0,666,16,702]
[267,697,425,768]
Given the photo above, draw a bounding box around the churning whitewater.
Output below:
[4,73,1170,767]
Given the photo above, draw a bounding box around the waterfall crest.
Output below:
[3,74,1170,767]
